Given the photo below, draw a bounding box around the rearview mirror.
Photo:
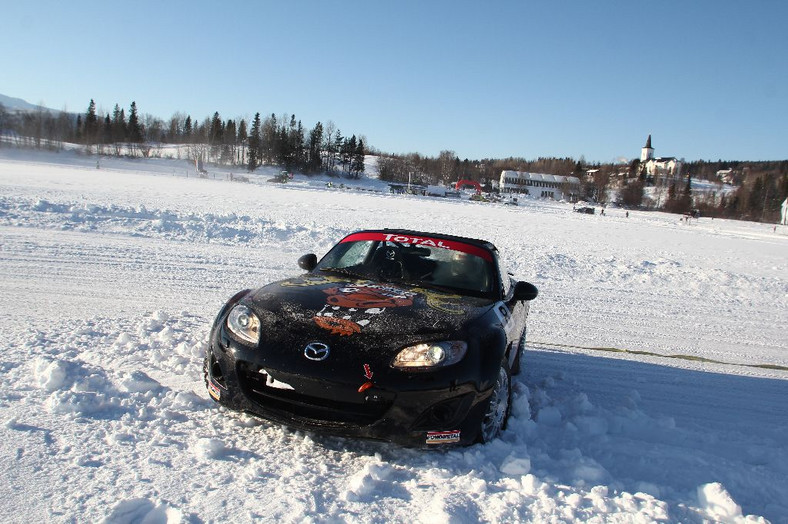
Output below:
[298,254,317,271]
[513,281,538,301]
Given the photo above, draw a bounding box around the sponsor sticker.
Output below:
[207,380,221,401]
[426,430,461,445]
[340,232,493,262]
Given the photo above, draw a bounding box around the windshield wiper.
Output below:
[318,267,365,280]
[409,279,458,294]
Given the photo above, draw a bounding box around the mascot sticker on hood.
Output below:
[314,283,417,336]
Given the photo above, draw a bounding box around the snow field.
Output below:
[3,314,675,523]
[1,149,786,522]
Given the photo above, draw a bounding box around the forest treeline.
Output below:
[1,99,786,222]
[377,152,787,222]
[0,99,366,178]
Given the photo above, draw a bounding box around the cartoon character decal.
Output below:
[313,316,362,336]
[281,271,470,335]
[322,284,414,309]
[313,283,417,336]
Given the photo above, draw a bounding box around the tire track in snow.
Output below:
[531,340,788,372]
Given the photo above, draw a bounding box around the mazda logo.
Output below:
[304,342,330,361]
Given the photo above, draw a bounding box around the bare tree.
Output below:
[438,150,457,184]
[323,120,337,174]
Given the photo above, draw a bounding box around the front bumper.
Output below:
[205,333,492,447]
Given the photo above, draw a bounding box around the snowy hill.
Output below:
[1,148,786,522]
[0,93,54,113]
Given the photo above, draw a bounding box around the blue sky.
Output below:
[2,1,786,163]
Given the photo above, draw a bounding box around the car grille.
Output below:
[236,362,392,426]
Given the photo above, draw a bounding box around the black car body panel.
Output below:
[205,229,536,446]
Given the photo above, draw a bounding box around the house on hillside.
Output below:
[640,135,684,185]
[716,168,739,185]
[499,171,581,201]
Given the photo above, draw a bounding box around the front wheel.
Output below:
[478,364,511,443]
[511,327,526,376]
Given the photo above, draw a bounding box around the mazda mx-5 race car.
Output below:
[204,229,538,446]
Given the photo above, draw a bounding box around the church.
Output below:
[640,135,683,185]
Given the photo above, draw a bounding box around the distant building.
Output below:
[716,168,736,184]
[640,135,683,185]
[499,170,581,201]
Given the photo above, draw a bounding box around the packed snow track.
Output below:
[1,149,786,522]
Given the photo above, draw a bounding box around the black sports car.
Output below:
[204,229,538,446]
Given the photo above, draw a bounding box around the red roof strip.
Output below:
[341,232,493,262]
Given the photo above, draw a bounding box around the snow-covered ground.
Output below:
[1,148,786,523]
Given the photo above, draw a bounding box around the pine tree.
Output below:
[262,114,277,164]
[237,119,247,143]
[209,112,223,145]
[111,104,127,144]
[183,115,192,141]
[222,119,235,164]
[103,114,112,144]
[282,115,302,169]
[247,112,261,172]
[677,173,693,214]
[330,130,343,174]
[237,119,248,165]
[209,112,223,161]
[84,99,99,147]
[666,182,677,212]
[307,122,324,173]
[127,102,143,144]
[293,119,305,169]
[351,138,365,178]
[341,135,357,174]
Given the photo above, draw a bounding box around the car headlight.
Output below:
[391,341,467,369]
[226,304,260,344]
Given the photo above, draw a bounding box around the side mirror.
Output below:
[298,254,317,271]
[513,281,538,301]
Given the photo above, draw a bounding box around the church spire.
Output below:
[641,134,655,162]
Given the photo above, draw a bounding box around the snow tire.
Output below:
[478,362,512,443]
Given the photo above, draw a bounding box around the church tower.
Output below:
[641,134,654,162]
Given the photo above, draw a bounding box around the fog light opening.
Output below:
[210,358,226,388]
[431,404,454,425]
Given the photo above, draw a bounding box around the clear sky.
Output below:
[2,0,786,163]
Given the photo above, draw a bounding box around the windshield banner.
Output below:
[340,232,493,262]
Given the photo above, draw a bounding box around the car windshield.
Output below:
[315,233,497,297]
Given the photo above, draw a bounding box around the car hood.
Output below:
[245,274,495,341]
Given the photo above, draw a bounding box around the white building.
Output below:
[717,168,736,184]
[499,170,581,201]
[640,135,683,184]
